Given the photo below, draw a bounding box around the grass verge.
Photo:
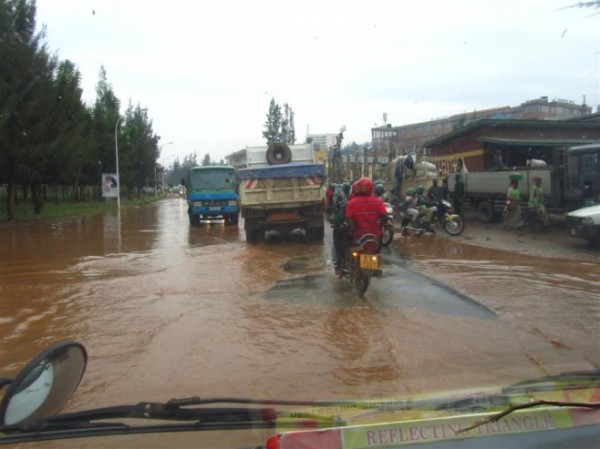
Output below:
[0,196,162,223]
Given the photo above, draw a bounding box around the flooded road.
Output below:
[0,197,598,448]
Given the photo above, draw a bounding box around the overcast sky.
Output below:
[35,0,599,164]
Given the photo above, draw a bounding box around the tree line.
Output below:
[263,98,296,145]
[0,0,162,219]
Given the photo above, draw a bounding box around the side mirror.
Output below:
[0,341,86,426]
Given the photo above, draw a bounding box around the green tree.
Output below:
[168,153,198,186]
[0,0,58,216]
[262,97,282,145]
[281,103,296,145]
[0,0,163,215]
[263,98,295,145]
[167,158,182,186]
[201,153,212,166]
[182,152,198,171]
[91,66,120,186]
[47,60,92,200]
[119,104,158,195]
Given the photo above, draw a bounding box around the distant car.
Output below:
[566,204,600,246]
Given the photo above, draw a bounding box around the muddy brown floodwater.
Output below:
[0,198,598,448]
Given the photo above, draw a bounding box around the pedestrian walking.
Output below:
[527,176,550,228]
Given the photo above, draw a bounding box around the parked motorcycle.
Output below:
[381,202,394,246]
[335,234,382,295]
[399,199,465,236]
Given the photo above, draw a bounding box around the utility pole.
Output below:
[331,125,345,183]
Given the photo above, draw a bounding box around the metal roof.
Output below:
[479,137,597,147]
[424,119,599,147]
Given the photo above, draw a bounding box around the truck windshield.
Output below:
[190,170,236,191]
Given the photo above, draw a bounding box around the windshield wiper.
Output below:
[0,397,344,444]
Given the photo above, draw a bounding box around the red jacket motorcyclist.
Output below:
[345,177,388,248]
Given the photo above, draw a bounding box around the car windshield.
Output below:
[1,1,599,448]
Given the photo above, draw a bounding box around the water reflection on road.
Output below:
[0,197,598,448]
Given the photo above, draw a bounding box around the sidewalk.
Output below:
[394,212,600,264]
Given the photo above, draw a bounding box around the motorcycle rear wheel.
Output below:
[444,216,465,236]
[354,274,371,295]
[381,226,394,246]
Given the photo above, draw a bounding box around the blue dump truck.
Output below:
[185,165,239,225]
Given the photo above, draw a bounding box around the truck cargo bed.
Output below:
[238,163,326,208]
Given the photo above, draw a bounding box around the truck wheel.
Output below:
[477,201,495,223]
[232,213,239,225]
[308,226,324,241]
[189,214,200,225]
[245,228,261,243]
[587,230,600,247]
[266,143,292,165]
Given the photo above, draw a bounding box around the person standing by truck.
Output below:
[504,175,523,229]
[428,179,443,203]
[527,176,550,227]
[453,175,466,220]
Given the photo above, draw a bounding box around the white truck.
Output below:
[447,167,556,222]
[567,205,600,246]
[445,143,600,222]
[237,143,326,242]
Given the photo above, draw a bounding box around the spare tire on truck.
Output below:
[266,143,292,165]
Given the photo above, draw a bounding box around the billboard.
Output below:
[102,173,119,198]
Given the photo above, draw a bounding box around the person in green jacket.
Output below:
[528,176,550,227]
[504,179,523,229]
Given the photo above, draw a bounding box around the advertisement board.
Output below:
[101,173,119,198]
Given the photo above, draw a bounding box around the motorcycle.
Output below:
[335,233,382,295]
[399,199,465,236]
[381,202,394,246]
[1,341,599,447]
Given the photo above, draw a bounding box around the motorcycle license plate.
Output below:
[359,254,380,270]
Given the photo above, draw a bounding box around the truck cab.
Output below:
[185,166,239,225]
[565,143,600,210]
